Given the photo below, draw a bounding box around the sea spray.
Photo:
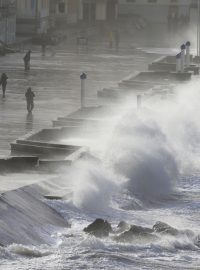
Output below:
[147,79,200,172]
[71,157,122,213]
[69,79,200,210]
[107,110,179,203]
[8,244,52,257]
[69,107,179,209]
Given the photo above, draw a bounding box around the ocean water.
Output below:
[0,79,200,269]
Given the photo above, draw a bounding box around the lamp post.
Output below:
[180,44,186,72]
[80,72,87,108]
[186,41,191,67]
[176,53,181,72]
[197,0,200,57]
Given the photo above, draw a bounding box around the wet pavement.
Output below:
[0,41,157,155]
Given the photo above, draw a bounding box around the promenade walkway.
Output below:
[0,42,156,155]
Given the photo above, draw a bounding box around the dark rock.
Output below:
[153,221,179,236]
[115,224,156,243]
[195,236,200,248]
[116,221,130,233]
[83,219,112,237]
[182,229,195,238]
[129,225,154,234]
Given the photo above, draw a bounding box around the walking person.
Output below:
[23,50,31,71]
[41,33,47,56]
[0,73,8,98]
[41,43,46,56]
[114,29,120,50]
[25,87,35,113]
[108,31,114,48]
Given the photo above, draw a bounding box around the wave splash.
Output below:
[8,244,52,258]
[69,80,200,212]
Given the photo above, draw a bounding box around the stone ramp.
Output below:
[0,182,69,246]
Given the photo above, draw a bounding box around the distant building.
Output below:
[118,0,192,24]
[80,0,118,24]
[49,0,67,28]
[0,0,16,44]
[49,0,118,27]
[16,0,50,36]
[190,0,199,25]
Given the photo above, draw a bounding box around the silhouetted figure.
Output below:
[173,13,178,33]
[114,30,120,50]
[0,73,8,98]
[23,50,31,71]
[51,44,56,56]
[167,14,172,32]
[41,43,46,56]
[180,14,185,29]
[25,87,35,113]
[109,31,114,48]
[50,36,56,56]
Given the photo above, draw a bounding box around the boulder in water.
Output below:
[115,224,155,243]
[83,219,112,237]
[116,221,130,233]
[153,222,179,236]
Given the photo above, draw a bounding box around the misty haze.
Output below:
[0,0,199,269]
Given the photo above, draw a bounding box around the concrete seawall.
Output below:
[0,179,70,246]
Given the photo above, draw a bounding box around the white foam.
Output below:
[8,244,52,258]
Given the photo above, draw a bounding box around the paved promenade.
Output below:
[0,42,157,155]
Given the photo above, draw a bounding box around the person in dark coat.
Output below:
[0,73,8,98]
[23,50,31,71]
[114,29,120,50]
[25,87,35,113]
[41,34,47,56]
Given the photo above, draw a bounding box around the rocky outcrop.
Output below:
[115,224,156,243]
[194,235,200,248]
[83,219,112,237]
[116,221,130,233]
[153,222,179,236]
[83,219,200,249]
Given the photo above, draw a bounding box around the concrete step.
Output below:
[0,156,38,172]
[119,80,157,90]
[98,88,120,98]
[38,146,87,172]
[25,127,80,142]
[11,140,81,157]
[38,159,71,172]
[52,118,102,128]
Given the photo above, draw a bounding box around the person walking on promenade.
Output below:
[114,29,120,50]
[23,50,31,71]
[0,73,8,98]
[41,43,46,56]
[41,34,47,56]
[108,31,114,48]
[25,87,35,113]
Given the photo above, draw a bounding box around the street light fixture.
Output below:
[197,0,200,57]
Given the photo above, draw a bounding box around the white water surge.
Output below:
[1,79,200,269]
